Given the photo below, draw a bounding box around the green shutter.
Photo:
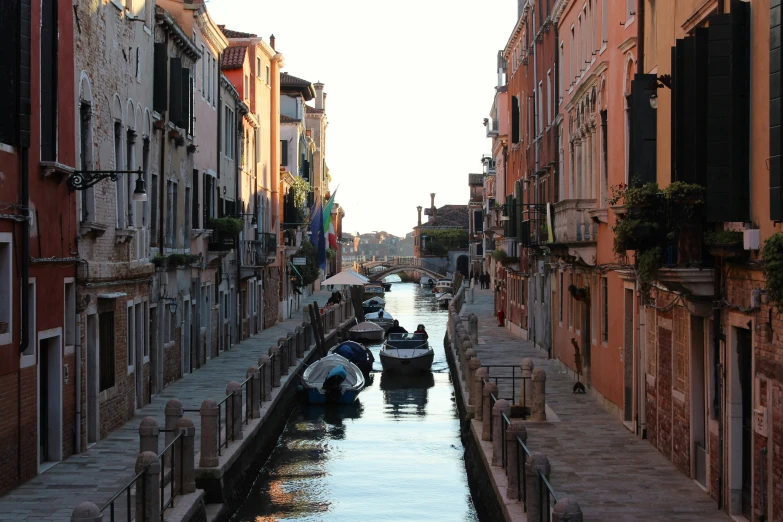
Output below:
[629,74,658,186]
[772,0,782,220]
[153,43,168,113]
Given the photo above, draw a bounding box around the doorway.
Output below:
[182,299,191,375]
[690,316,707,486]
[623,288,634,422]
[38,333,62,470]
[86,314,99,444]
[730,326,752,518]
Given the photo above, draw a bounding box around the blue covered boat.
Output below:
[302,354,365,404]
[329,341,375,374]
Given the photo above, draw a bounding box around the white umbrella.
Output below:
[321,269,369,286]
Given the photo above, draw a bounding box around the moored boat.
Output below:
[329,341,375,374]
[434,278,453,294]
[380,333,434,373]
[365,309,395,332]
[362,297,386,314]
[436,292,453,308]
[420,276,435,287]
[362,283,385,301]
[301,354,365,404]
[348,321,386,342]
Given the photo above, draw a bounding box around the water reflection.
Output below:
[232,283,478,522]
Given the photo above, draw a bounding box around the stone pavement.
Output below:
[0,293,330,522]
[461,288,729,522]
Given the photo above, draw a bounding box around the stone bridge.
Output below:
[355,257,448,282]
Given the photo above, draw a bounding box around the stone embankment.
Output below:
[446,285,729,522]
[3,293,355,522]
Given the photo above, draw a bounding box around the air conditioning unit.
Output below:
[743,229,760,250]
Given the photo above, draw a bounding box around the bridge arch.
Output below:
[368,266,445,282]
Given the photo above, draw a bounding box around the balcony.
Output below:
[552,199,598,244]
[485,207,504,235]
[486,119,499,138]
[208,232,236,251]
[240,233,277,267]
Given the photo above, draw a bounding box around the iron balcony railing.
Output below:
[240,233,276,266]
[208,231,237,251]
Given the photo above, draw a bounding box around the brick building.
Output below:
[0,0,77,494]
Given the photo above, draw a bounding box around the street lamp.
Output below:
[236,213,258,229]
[68,167,147,202]
[648,74,672,110]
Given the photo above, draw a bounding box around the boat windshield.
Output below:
[388,333,426,341]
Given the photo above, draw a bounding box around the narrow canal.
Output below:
[232,281,479,522]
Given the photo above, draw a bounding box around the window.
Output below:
[79,102,95,222]
[201,45,205,96]
[602,0,608,46]
[136,47,141,82]
[206,54,211,103]
[142,302,149,359]
[150,172,158,243]
[40,0,57,162]
[224,106,235,159]
[114,122,126,229]
[65,281,75,346]
[257,57,261,75]
[142,137,150,227]
[559,272,564,324]
[511,96,520,144]
[126,129,136,226]
[244,75,249,100]
[601,277,608,342]
[281,139,288,166]
[99,311,115,391]
[266,66,270,85]
[570,27,575,84]
[568,274,574,329]
[0,236,11,345]
[184,186,191,240]
[21,280,35,358]
[559,43,564,101]
[626,0,634,21]
[212,58,216,106]
[166,180,177,248]
[547,71,553,124]
[538,81,544,133]
[127,301,135,369]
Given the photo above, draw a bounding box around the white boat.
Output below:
[365,309,394,332]
[302,354,365,404]
[380,333,434,373]
[434,279,453,294]
[420,276,435,287]
[436,292,453,308]
[348,321,386,342]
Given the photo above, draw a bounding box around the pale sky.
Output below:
[207,0,517,237]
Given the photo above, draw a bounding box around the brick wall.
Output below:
[163,328,181,388]
[264,268,280,329]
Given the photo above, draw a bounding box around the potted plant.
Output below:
[168,253,187,268]
[175,135,186,148]
[762,232,783,307]
[492,249,508,263]
[185,253,201,265]
[704,229,745,259]
[168,129,181,140]
[567,284,589,302]
[186,143,197,154]
[152,254,167,268]
[208,217,244,236]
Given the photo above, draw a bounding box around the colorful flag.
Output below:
[328,221,337,250]
[322,188,338,235]
[309,198,322,248]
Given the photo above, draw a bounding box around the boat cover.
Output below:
[303,354,364,390]
[350,321,384,333]
[363,297,386,306]
[333,341,373,363]
[365,309,393,320]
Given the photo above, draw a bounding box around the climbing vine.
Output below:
[762,232,783,308]
[290,176,312,209]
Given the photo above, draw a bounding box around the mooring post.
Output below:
[138,417,159,456]
[532,368,547,421]
[246,366,261,418]
[269,346,281,387]
[135,452,161,522]
[553,498,583,522]
[199,399,219,467]
[492,399,511,466]
[525,452,552,522]
[520,358,534,408]
[473,368,489,421]
[226,381,243,441]
[70,502,102,522]
[506,421,527,500]
[174,416,196,494]
[164,399,183,466]
[258,354,272,401]
[482,381,498,441]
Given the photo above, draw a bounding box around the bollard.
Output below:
[138,416,159,456]
[268,346,281,387]
[520,358,534,407]
[464,348,476,385]
[482,381,498,441]
[553,498,583,522]
[174,417,196,494]
[258,354,272,401]
[469,314,478,344]
[532,368,547,421]
[303,320,312,350]
[473,368,489,420]
[246,366,261,418]
[295,326,304,357]
[469,284,474,304]
[525,452,552,522]
[71,502,102,522]
[164,399,183,466]
[278,338,289,374]
[467,358,481,405]
[199,399,219,467]
[135,451,161,522]
[506,421,528,500]
[460,339,472,370]
[226,381,243,441]
[492,399,511,466]
[288,334,296,366]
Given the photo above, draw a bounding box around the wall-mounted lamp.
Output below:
[648,74,672,110]
[68,167,147,202]
[161,298,178,315]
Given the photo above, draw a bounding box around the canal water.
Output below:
[232,281,479,522]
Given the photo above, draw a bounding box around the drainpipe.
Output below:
[18,144,29,483]
[75,324,81,453]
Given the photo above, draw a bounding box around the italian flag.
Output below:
[323,188,338,250]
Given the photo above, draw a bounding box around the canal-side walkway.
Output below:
[0,293,330,522]
[459,288,728,522]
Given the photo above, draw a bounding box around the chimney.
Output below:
[314,82,325,110]
[430,193,436,212]
[417,206,422,226]
[269,34,276,50]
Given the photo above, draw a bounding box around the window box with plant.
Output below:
[208,217,243,250]
[610,181,705,300]
[168,253,188,268]
[152,254,168,268]
[704,229,745,260]
[762,232,783,308]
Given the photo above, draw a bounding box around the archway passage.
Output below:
[456,255,469,279]
[368,266,445,282]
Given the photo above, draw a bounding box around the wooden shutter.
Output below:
[153,43,168,113]
[511,96,520,144]
[705,1,750,222]
[40,0,57,161]
[475,210,484,232]
[169,57,182,126]
[99,311,115,392]
[0,0,19,144]
[629,74,657,186]
[672,29,708,185]
[515,180,523,245]
[180,67,191,131]
[192,170,199,229]
[772,0,782,220]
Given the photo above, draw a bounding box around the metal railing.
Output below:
[239,374,254,425]
[482,364,531,406]
[216,392,235,455]
[100,469,147,522]
[157,431,184,520]
[484,377,557,521]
